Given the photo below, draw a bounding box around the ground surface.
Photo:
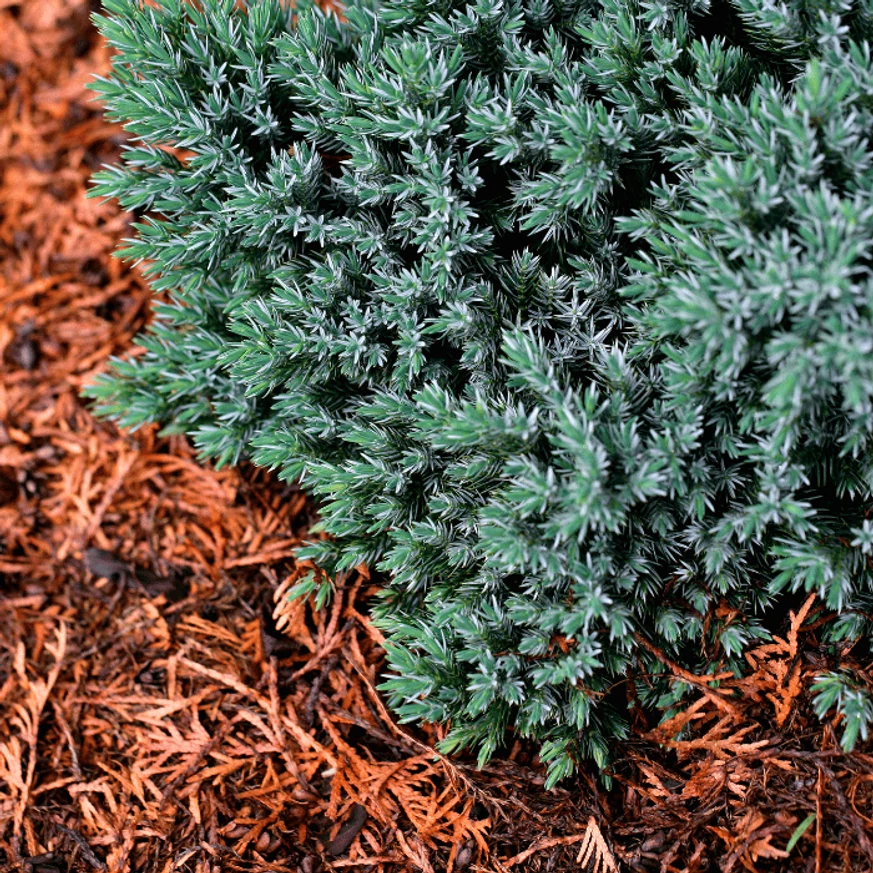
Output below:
[1,2,872,872]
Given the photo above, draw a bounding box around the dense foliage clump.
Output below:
[88,0,873,783]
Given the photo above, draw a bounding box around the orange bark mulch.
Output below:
[1,2,872,872]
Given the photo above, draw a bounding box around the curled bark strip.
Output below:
[328,804,369,857]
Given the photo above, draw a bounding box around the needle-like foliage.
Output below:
[86,0,873,784]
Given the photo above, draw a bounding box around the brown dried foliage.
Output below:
[613,596,873,872]
[1,2,872,873]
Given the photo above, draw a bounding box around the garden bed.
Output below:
[1,2,871,871]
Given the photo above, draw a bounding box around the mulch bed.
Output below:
[1,2,872,872]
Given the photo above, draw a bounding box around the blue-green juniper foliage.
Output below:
[87,0,873,784]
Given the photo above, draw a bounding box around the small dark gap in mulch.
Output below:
[2,2,872,872]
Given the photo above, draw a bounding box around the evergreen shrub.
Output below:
[87,0,873,784]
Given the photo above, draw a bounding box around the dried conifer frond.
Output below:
[738,593,817,727]
[576,817,620,873]
[0,623,67,854]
